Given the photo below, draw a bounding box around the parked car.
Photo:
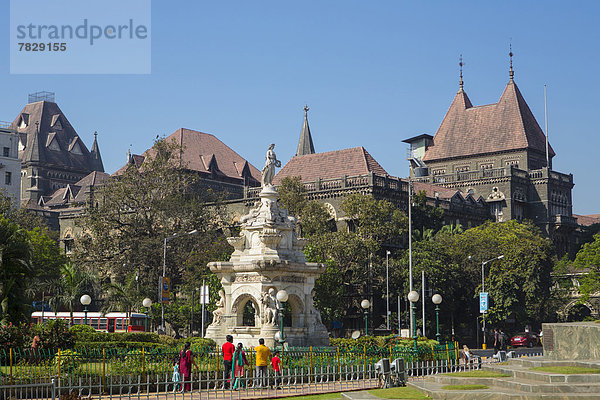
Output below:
[510,332,539,347]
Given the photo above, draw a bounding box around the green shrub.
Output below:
[69,325,96,334]
[32,320,75,349]
[74,341,166,350]
[0,323,31,348]
[53,349,81,374]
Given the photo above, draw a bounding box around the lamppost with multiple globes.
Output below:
[408,290,419,351]
[432,293,442,343]
[361,299,370,336]
[80,294,91,325]
[276,289,288,349]
[142,298,152,332]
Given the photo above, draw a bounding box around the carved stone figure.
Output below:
[212,290,226,325]
[261,144,281,187]
[261,288,277,325]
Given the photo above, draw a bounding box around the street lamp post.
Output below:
[80,294,91,325]
[361,299,370,336]
[161,229,198,332]
[142,298,152,332]
[276,289,289,350]
[386,250,391,331]
[408,291,419,351]
[472,254,504,349]
[432,294,442,343]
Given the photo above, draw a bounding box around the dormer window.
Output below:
[69,138,83,155]
[18,113,29,129]
[51,114,63,130]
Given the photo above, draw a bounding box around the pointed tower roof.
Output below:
[89,131,105,172]
[296,105,315,156]
[11,98,96,171]
[423,78,554,162]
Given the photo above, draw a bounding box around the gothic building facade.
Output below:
[404,63,576,255]
[9,92,104,210]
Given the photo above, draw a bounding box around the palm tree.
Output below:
[49,261,98,324]
[103,274,140,332]
[0,217,32,325]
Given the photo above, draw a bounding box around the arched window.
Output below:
[242,301,256,326]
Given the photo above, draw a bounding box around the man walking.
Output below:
[222,335,235,389]
[255,338,271,388]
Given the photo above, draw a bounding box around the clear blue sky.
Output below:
[2,1,599,214]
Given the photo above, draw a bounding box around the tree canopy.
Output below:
[574,233,600,300]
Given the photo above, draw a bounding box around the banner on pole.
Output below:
[161,277,171,304]
[479,292,488,313]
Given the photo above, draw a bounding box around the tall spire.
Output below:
[296,105,315,156]
[459,54,464,91]
[89,131,105,172]
[509,43,514,81]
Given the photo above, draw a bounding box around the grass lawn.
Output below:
[368,387,430,399]
[441,384,489,390]
[443,370,510,378]
[530,366,600,374]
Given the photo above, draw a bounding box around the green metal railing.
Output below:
[0,342,459,385]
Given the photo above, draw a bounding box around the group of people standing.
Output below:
[222,335,282,390]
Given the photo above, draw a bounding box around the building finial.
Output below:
[459,54,464,91]
[94,130,98,139]
[509,43,514,81]
[304,104,309,115]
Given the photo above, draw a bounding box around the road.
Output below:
[472,347,543,358]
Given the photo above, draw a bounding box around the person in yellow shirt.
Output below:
[255,338,271,387]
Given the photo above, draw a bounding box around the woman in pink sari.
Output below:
[179,342,198,392]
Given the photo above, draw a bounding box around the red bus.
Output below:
[31,311,149,332]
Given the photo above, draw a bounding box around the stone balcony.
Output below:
[245,173,408,199]
[413,166,574,187]
[551,214,578,226]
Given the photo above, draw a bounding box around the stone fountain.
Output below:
[204,144,329,347]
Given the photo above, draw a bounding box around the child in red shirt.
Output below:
[271,351,282,389]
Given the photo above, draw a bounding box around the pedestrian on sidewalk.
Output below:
[222,335,235,389]
[493,328,499,354]
[232,343,248,390]
[172,358,182,392]
[179,342,198,392]
[271,350,282,389]
[255,338,271,388]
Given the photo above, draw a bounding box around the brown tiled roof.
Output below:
[575,214,600,227]
[113,129,261,183]
[273,147,388,184]
[75,170,111,187]
[412,181,462,201]
[423,81,555,162]
[10,100,95,172]
[45,171,111,207]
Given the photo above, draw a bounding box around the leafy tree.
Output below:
[49,262,99,324]
[73,138,227,298]
[278,176,335,237]
[574,233,600,300]
[410,190,446,235]
[307,194,407,327]
[0,217,32,325]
